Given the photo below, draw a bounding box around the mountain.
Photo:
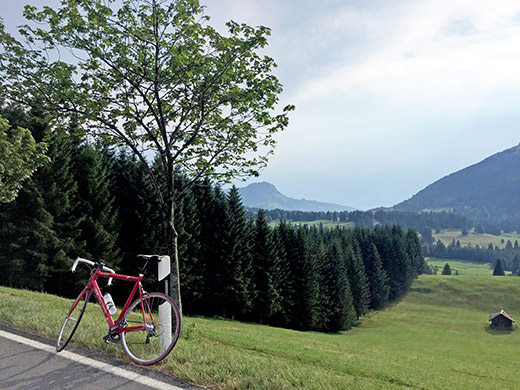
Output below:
[238,182,356,212]
[393,143,520,221]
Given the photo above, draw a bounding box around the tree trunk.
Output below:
[171,222,183,316]
[166,170,183,318]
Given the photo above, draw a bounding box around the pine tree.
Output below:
[289,227,320,330]
[322,239,357,332]
[175,174,202,315]
[250,210,281,324]
[493,259,505,276]
[194,179,229,316]
[406,229,425,276]
[111,152,164,278]
[442,263,452,275]
[345,243,370,319]
[512,254,520,276]
[0,181,53,291]
[223,185,254,319]
[364,243,390,310]
[0,107,83,295]
[39,129,84,296]
[270,221,294,327]
[71,140,119,267]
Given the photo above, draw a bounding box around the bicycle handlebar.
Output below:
[71,257,116,286]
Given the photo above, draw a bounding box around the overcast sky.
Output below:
[4,0,520,209]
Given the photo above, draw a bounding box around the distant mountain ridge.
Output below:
[238,182,355,212]
[393,143,520,221]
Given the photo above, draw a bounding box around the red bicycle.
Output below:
[56,255,181,365]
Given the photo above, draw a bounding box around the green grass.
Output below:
[426,257,496,275]
[3,275,520,389]
[270,219,355,229]
[433,229,520,249]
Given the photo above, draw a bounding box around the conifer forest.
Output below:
[0,107,425,333]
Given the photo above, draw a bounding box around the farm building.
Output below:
[489,310,515,330]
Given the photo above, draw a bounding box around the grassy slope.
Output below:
[269,219,355,229]
[2,272,520,389]
[426,258,495,275]
[433,229,520,249]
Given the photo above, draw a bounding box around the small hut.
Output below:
[489,310,515,330]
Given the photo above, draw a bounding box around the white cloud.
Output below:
[291,0,520,112]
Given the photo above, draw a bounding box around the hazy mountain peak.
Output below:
[238,182,355,212]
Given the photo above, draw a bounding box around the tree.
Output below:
[224,185,254,319]
[71,140,120,266]
[0,0,294,312]
[364,243,389,310]
[493,259,505,276]
[0,115,47,202]
[442,263,452,275]
[322,240,356,332]
[289,228,319,330]
[512,254,520,276]
[250,210,281,324]
[344,244,370,319]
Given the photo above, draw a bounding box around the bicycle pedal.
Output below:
[103,335,110,343]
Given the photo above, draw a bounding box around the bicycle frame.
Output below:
[81,269,152,335]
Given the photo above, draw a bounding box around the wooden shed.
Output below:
[489,310,515,330]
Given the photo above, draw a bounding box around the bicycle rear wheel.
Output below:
[56,288,90,352]
[120,292,181,365]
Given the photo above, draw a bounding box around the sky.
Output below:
[4,0,520,210]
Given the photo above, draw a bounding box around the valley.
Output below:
[2,265,520,389]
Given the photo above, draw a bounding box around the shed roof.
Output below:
[489,310,515,323]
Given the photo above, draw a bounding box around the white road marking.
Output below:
[0,329,184,390]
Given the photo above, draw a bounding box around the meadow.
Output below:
[2,268,520,389]
[426,257,496,275]
[269,219,355,229]
[433,229,520,249]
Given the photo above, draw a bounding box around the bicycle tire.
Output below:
[120,292,181,365]
[56,289,90,352]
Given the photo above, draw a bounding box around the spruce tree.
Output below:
[194,179,228,316]
[289,227,320,330]
[322,239,356,332]
[175,175,202,315]
[270,221,293,327]
[71,140,119,267]
[345,243,370,319]
[512,254,520,276]
[493,259,505,276]
[0,181,53,291]
[250,210,281,324]
[406,229,425,275]
[111,152,164,275]
[39,129,84,296]
[365,243,390,309]
[225,185,254,319]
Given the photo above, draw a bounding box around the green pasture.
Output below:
[433,229,520,249]
[270,219,355,229]
[426,257,496,275]
[2,273,520,389]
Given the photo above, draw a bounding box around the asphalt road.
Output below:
[0,325,199,390]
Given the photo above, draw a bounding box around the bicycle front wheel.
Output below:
[120,292,181,365]
[56,288,90,352]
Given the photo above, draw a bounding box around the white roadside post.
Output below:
[157,255,172,352]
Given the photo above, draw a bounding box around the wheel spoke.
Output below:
[120,292,180,365]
